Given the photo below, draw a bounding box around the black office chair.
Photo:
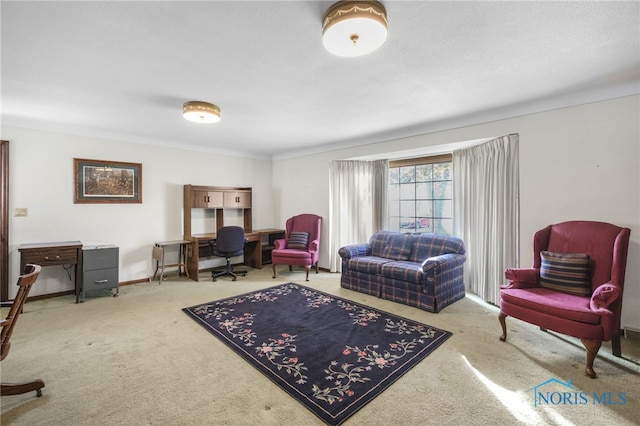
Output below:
[210,226,248,282]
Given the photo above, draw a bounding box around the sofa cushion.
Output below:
[409,233,465,262]
[539,251,591,296]
[501,287,599,324]
[348,256,392,275]
[287,231,309,249]
[369,231,413,261]
[381,261,423,284]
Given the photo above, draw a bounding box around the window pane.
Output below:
[415,217,432,231]
[416,200,433,217]
[399,166,415,183]
[416,182,432,199]
[400,216,416,231]
[389,168,399,184]
[389,200,399,216]
[400,200,414,217]
[434,199,453,218]
[388,184,399,201]
[388,216,400,230]
[433,218,453,234]
[433,181,451,199]
[433,163,451,181]
[415,164,431,182]
[399,183,414,199]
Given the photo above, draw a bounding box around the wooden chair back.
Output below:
[1,264,41,361]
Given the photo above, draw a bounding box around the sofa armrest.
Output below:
[421,253,466,274]
[502,268,539,289]
[338,244,370,260]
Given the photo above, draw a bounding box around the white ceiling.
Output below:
[2,1,639,160]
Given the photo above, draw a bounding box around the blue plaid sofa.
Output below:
[338,231,467,313]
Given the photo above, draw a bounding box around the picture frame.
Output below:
[74,158,142,204]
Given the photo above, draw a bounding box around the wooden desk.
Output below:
[186,229,284,281]
[152,240,191,284]
[18,241,83,303]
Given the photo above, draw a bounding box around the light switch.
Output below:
[14,208,28,217]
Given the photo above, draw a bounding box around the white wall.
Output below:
[272,95,640,330]
[4,95,639,329]
[5,127,274,298]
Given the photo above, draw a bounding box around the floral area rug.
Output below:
[182,283,452,425]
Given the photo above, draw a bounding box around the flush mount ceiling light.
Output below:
[322,1,388,57]
[183,101,221,124]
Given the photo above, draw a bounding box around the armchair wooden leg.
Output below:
[581,338,601,379]
[611,333,622,357]
[272,263,277,279]
[315,262,319,274]
[305,266,310,281]
[498,312,508,342]
[1,379,45,397]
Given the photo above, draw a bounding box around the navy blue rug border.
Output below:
[182,283,452,425]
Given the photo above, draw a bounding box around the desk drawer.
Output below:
[83,247,118,270]
[22,248,78,266]
[83,268,118,292]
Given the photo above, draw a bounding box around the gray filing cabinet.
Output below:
[81,245,119,302]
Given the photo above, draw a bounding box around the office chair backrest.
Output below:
[215,226,246,254]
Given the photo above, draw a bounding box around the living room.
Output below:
[2,2,639,425]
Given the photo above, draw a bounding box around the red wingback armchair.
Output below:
[271,214,322,281]
[499,220,630,378]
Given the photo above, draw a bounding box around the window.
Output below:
[388,154,453,234]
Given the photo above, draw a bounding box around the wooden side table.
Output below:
[18,241,83,303]
[152,240,191,284]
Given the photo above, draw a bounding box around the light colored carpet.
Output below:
[1,267,639,426]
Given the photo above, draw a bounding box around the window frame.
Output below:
[388,154,453,234]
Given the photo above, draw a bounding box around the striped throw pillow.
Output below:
[287,232,309,250]
[539,251,591,296]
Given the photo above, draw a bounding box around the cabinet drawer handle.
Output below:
[44,256,49,260]
[94,280,109,284]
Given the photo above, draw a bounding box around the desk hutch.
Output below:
[183,185,283,281]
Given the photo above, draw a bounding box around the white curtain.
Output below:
[453,134,519,304]
[328,160,388,272]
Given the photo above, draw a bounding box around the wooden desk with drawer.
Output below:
[185,229,284,281]
[18,241,83,303]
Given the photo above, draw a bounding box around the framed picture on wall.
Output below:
[74,158,142,204]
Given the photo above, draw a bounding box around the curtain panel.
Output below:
[453,134,519,304]
[328,160,388,272]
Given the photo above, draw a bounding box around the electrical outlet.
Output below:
[14,208,28,217]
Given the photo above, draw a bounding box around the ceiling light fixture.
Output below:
[183,101,221,124]
[322,1,388,57]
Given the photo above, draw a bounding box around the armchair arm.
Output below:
[590,283,621,341]
[502,268,540,289]
[338,244,370,260]
[273,239,286,250]
[308,239,319,253]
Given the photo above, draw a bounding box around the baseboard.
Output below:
[624,329,640,340]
